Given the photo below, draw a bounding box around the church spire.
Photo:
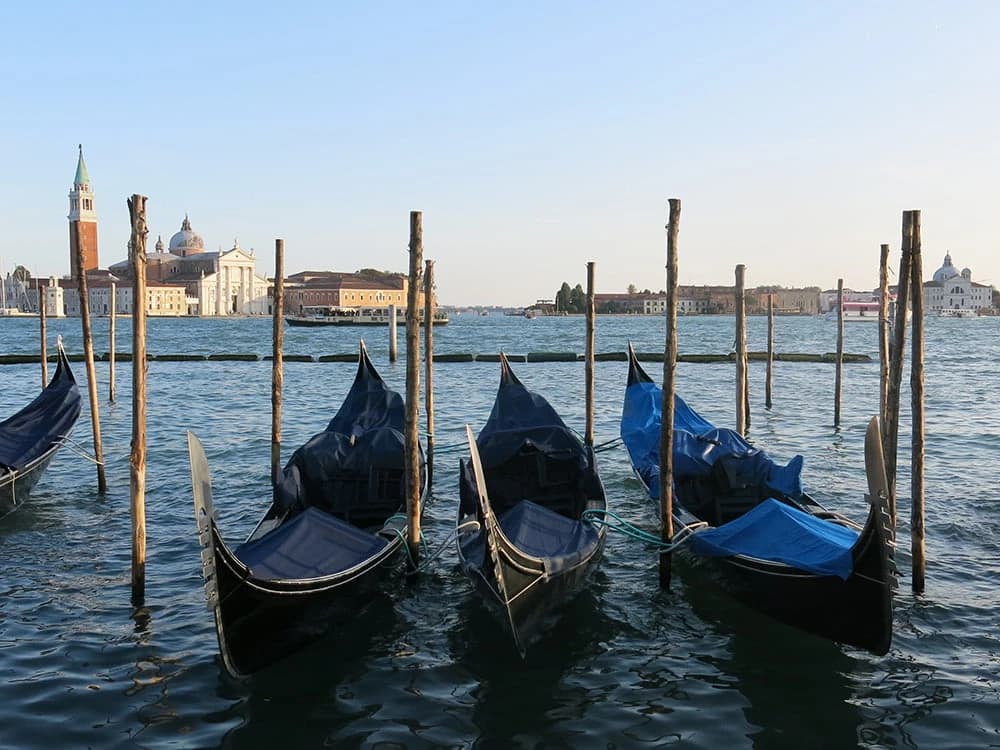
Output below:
[74,144,90,187]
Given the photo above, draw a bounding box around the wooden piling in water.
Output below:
[39,294,48,388]
[660,199,680,587]
[585,261,596,447]
[405,211,423,570]
[878,244,890,441]
[389,303,398,363]
[128,194,148,605]
[908,210,926,593]
[271,239,285,492]
[109,281,116,403]
[835,278,844,428]
[766,294,773,409]
[734,264,748,436]
[885,222,912,524]
[423,259,435,490]
[73,221,107,494]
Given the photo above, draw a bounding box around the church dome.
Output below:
[168,215,205,256]
[932,253,960,283]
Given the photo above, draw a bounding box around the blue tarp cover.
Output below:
[689,498,860,579]
[236,507,388,580]
[620,379,802,501]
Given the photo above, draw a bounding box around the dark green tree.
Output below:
[555,282,572,312]
[569,284,585,313]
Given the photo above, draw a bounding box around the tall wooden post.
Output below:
[878,244,890,439]
[73,221,107,494]
[585,261,596,447]
[423,259,435,490]
[834,278,844,428]
[271,240,285,492]
[660,199,680,587]
[109,281,116,403]
[389,303,398,362]
[39,291,48,388]
[128,194,148,605]
[734,264,748,435]
[885,220,913,524]
[908,210,926,593]
[765,293,774,409]
[404,211,423,570]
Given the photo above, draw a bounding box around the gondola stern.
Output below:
[626,341,653,386]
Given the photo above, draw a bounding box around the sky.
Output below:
[2,1,997,306]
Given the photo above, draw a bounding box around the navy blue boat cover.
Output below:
[465,359,601,576]
[0,350,81,472]
[621,359,861,578]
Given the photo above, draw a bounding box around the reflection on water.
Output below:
[0,314,998,748]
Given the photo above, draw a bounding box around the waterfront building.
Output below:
[283,270,428,315]
[109,217,269,315]
[68,145,99,280]
[922,253,993,314]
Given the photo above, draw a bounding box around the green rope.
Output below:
[581,508,701,551]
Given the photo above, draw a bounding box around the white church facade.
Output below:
[922,253,993,315]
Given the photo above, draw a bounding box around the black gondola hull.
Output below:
[0,451,57,518]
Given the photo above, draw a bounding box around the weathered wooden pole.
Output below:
[73,221,107,494]
[834,278,844,428]
[908,210,926,593]
[128,194,148,605]
[39,290,48,387]
[271,239,285,492]
[389,303,398,362]
[878,244,890,438]
[660,199,680,587]
[885,220,913,524]
[404,211,423,570]
[734,264,748,435]
[423,259,435,490]
[109,281,116,403]
[585,261,596,447]
[765,293,774,409]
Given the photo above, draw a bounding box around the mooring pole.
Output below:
[835,278,844,428]
[128,194,148,605]
[423,259,435,490]
[660,199,680,587]
[405,211,424,570]
[271,239,285,493]
[73,221,107,494]
[765,293,774,409]
[878,244,890,440]
[109,281,116,403]
[39,290,48,388]
[908,210,926,593]
[734,264,748,436]
[389,303,398,363]
[585,261,596,447]
[885,222,912,524]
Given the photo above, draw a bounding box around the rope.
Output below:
[53,436,131,467]
[581,508,707,551]
[593,436,623,453]
[382,513,480,573]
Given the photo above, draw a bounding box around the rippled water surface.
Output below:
[1,313,998,749]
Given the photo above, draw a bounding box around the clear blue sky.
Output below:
[2,1,997,305]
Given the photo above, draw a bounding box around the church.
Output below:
[922,253,993,315]
[109,216,269,315]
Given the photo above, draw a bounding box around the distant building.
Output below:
[109,216,269,315]
[922,253,993,314]
[283,270,430,315]
[68,145,99,279]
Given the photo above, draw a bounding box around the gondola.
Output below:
[1,342,82,518]
[620,344,895,654]
[457,353,607,655]
[188,341,425,677]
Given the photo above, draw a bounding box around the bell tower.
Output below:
[68,144,99,278]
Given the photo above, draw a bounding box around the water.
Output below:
[1,313,998,749]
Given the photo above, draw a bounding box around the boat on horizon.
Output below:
[286,305,449,327]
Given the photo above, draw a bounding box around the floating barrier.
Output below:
[0,350,873,366]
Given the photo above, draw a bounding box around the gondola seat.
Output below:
[235,507,388,580]
[498,500,601,575]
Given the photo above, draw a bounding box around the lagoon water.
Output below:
[1,312,998,749]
